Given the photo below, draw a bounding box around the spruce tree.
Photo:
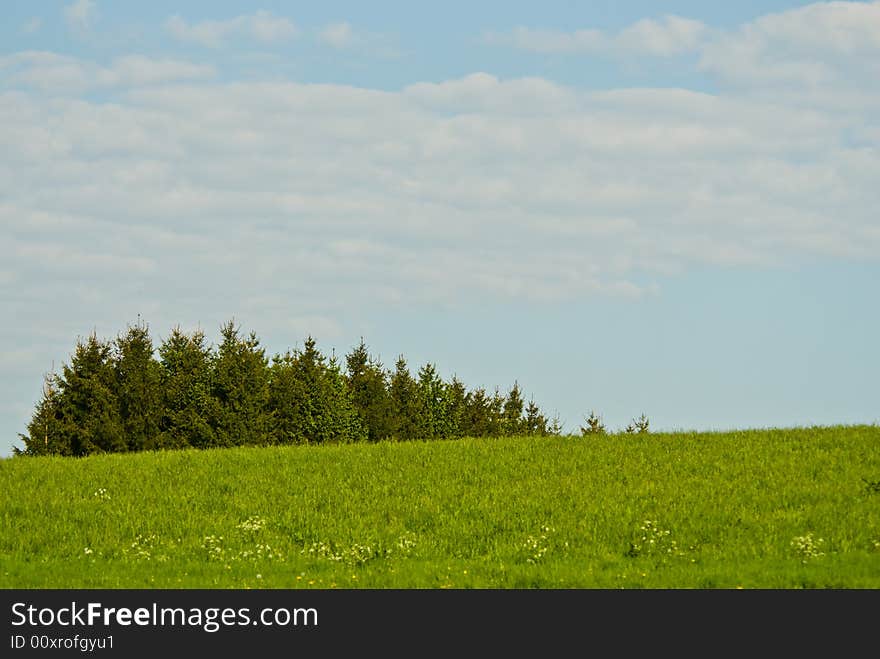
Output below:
[462,387,489,437]
[580,410,606,436]
[268,350,307,445]
[17,371,68,455]
[287,336,325,443]
[17,318,558,455]
[524,399,548,436]
[415,363,451,440]
[488,387,505,437]
[113,322,162,452]
[269,337,365,445]
[388,356,419,440]
[325,352,368,443]
[156,326,217,449]
[55,333,125,455]
[345,339,393,442]
[212,320,272,447]
[502,381,525,436]
[445,375,467,438]
[461,386,503,437]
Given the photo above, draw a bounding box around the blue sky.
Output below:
[2,1,878,455]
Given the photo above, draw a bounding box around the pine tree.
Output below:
[286,336,325,444]
[17,371,68,455]
[502,381,525,436]
[580,410,606,436]
[489,387,505,437]
[156,326,217,449]
[268,350,307,445]
[625,413,650,434]
[17,318,560,455]
[388,356,419,440]
[462,387,485,437]
[416,363,450,440]
[55,333,125,455]
[547,414,564,436]
[325,352,368,443]
[212,320,271,447]
[462,386,502,437]
[269,337,365,445]
[445,375,467,438]
[113,321,162,451]
[524,399,548,436]
[345,339,393,442]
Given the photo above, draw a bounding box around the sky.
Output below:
[1,1,878,455]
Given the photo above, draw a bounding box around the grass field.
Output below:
[2,425,879,589]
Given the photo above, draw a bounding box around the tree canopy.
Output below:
[16,319,556,456]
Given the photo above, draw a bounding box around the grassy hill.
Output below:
[2,426,879,588]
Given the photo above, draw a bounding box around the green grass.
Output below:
[2,425,879,588]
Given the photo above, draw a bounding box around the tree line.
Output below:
[16,320,559,456]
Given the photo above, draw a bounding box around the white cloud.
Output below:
[97,56,216,87]
[315,22,399,57]
[744,0,880,53]
[2,63,877,328]
[405,72,577,114]
[166,11,298,48]
[485,1,880,90]
[249,10,299,42]
[483,15,708,56]
[699,1,880,87]
[617,15,708,56]
[0,52,215,93]
[13,241,157,275]
[0,52,91,94]
[0,4,876,454]
[319,22,355,49]
[65,0,97,31]
[1,5,878,355]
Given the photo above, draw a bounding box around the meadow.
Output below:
[2,425,879,589]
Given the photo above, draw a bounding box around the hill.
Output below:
[2,426,878,588]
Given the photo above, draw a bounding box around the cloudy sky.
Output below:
[2,1,878,454]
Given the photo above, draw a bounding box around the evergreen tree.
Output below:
[524,399,548,436]
[489,387,505,436]
[268,337,365,445]
[580,410,606,436]
[268,350,308,445]
[462,386,502,437]
[625,413,650,434]
[345,339,393,442]
[55,334,125,455]
[17,371,68,455]
[416,363,450,440]
[156,326,217,449]
[445,375,468,438]
[286,336,325,444]
[113,321,162,452]
[547,413,564,436]
[461,387,486,437]
[212,320,272,447]
[502,381,525,436]
[325,352,368,443]
[388,356,419,440]
[18,318,558,455]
